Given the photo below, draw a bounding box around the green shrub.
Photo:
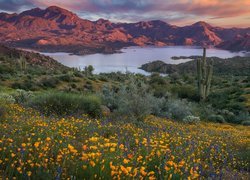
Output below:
[102,78,163,121]
[28,92,101,117]
[234,112,250,124]
[0,96,9,121]
[0,93,15,103]
[164,99,193,121]
[59,74,73,82]
[12,89,34,104]
[171,85,198,101]
[208,115,226,123]
[183,115,200,124]
[0,105,6,120]
[11,79,36,91]
[241,121,250,126]
[149,73,166,85]
[217,109,235,123]
[39,77,59,88]
[0,64,15,74]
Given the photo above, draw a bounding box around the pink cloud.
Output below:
[2,0,249,27]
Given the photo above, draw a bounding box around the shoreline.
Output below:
[6,44,250,57]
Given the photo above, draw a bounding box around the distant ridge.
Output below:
[0,6,249,54]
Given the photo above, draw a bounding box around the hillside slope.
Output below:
[0,6,249,54]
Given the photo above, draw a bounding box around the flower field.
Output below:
[0,104,249,179]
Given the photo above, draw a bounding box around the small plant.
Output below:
[208,115,226,123]
[183,115,200,124]
[39,77,60,88]
[241,121,250,126]
[12,89,34,104]
[102,77,162,121]
[164,98,193,121]
[0,105,6,121]
[0,93,15,103]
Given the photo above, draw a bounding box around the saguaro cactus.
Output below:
[197,48,213,101]
[19,56,27,73]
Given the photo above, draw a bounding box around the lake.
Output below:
[42,46,247,74]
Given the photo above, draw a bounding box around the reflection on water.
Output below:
[42,46,247,74]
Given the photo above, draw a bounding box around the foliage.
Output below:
[12,89,34,104]
[208,115,226,123]
[39,76,60,88]
[170,85,198,101]
[183,115,200,124]
[0,92,15,104]
[28,92,101,117]
[84,65,94,76]
[241,120,250,126]
[102,78,163,121]
[164,98,193,121]
[0,104,6,120]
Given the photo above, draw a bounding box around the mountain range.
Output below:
[0,6,249,55]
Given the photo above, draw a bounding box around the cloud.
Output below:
[149,0,250,18]
[0,0,249,27]
[0,0,34,11]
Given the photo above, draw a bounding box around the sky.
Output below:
[0,0,249,27]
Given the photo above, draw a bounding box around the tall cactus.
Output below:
[19,56,27,73]
[197,48,213,101]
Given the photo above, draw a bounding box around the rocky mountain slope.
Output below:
[0,6,249,54]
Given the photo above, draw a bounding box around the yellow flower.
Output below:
[11,153,16,158]
[120,165,129,175]
[164,166,170,171]
[17,167,22,173]
[119,144,124,150]
[68,144,77,153]
[34,142,40,148]
[140,167,147,176]
[137,155,143,162]
[82,145,88,151]
[167,161,174,166]
[111,171,116,176]
[90,161,96,167]
[148,171,155,176]
[27,171,32,176]
[110,148,115,152]
[123,158,130,164]
[82,165,87,170]
[21,143,26,148]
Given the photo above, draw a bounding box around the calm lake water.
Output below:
[42,46,247,74]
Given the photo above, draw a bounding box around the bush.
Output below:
[0,93,15,103]
[164,99,193,121]
[183,115,200,124]
[59,74,73,82]
[0,93,9,121]
[234,112,250,124]
[241,121,250,126]
[208,115,226,123]
[39,77,59,88]
[171,85,198,101]
[0,105,6,120]
[217,109,235,123]
[12,89,34,104]
[12,79,36,91]
[28,92,101,117]
[102,78,163,121]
